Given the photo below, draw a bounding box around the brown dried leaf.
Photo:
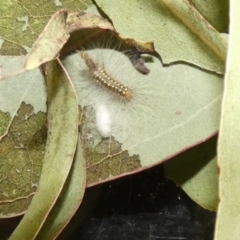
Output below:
[24,9,69,70]
[66,11,115,33]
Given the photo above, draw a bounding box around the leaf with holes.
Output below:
[63,47,223,186]
[0,56,46,218]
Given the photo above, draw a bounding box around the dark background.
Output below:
[0,164,216,240]
[72,164,216,240]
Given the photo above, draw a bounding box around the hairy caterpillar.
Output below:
[80,52,132,101]
[63,48,153,139]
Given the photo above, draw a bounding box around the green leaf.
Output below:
[24,9,116,70]
[0,0,91,55]
[63,48,223,186]
[95,0,227,73]
[9,59,79,239]
[0,103,46,217]
[0,56,46,125]
[191,0,229,32]
[214,1,240,239]
[36,137,86,239]
[165,136,218,211]
[0,56,47,217]
[24,9,70,70]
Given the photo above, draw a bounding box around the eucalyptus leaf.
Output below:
[24,9,70,70]
[0,56,46,128]
[191,0,229,32]
[0,56,47,217]
[165,136,218,211]
[214,1,240,239]
[95,0,227,73]
[63,48,223,186]
[0,104,46,217]
[0,0,91,55]
[36,136,86,240]
[9,59,79,240]
[24,8,116,70]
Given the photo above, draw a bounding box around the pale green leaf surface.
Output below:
[9,59,79,240]
[0,56,46,122]
[191,0,229,32]
[165,137,218,211]
[214,1,240,239]
[95,0,227,73]
[63,49,223,186]
[36,137,86,240]
[0,56,47,217]
[57,186,101,240]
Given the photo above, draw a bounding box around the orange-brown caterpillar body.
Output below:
[80,52,132,100]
